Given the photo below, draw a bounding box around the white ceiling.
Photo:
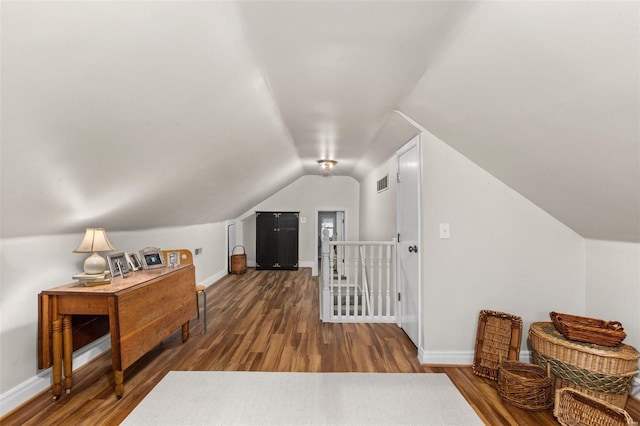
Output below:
[1,1,638,242]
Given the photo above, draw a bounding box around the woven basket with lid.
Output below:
[529,322,639,408]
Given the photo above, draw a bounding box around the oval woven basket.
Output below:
[498,361,553,411]
[529,322,639,408]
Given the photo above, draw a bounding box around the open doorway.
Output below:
[316,210,345,276]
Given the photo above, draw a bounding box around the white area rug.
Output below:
[121,371,484,426]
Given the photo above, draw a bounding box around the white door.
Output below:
[397,137,421,347]
[227,223,236,273]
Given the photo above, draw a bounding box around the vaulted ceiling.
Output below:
[2,1,638,242]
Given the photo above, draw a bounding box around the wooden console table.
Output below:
[38,263,196,399]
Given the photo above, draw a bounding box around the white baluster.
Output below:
[385,244,391,317]
[377,244,383,317]
[321,229,331,321]
[350,244,355,318]
[350,244,356,318]
[369,245,374,317]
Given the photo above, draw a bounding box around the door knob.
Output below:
[408,245,418,253]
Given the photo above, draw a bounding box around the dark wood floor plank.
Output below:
[2,268,638,425]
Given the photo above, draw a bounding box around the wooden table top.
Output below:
[41,264,194,296]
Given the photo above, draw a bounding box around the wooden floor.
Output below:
[3,268,639,425]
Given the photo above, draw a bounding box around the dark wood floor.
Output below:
[2,268,639,425]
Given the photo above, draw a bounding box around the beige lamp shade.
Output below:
[74,228,115,274]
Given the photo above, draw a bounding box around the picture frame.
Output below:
[167,251,180,268]
[107,252,130,278]
[126,252,142,271]
[139,247,165,269]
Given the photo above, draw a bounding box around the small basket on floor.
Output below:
[230,245,247,274]
[497,361,553,411]
[554,388,638,426]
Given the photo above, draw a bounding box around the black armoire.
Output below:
[256,211,299,270]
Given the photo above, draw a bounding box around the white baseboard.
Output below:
[0,269,226,418]
[299,260,317,276]
[418,348,473,365]
[418,348,532,365]
[201,268,227,287]
[417,349,640,400]
[245,260,316,275]
[0,334,111,417]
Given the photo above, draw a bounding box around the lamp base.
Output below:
[84,252,106,274]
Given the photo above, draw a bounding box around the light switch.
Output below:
[439,223,450,239]
[300,217,307,224]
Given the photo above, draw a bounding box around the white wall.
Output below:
[585,239,640,352]
[418,130,586,363]
[0,222,227,414]
[237,175,359,273]
[359,155,397,242]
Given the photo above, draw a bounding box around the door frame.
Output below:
[396,136,422,349]
[314,208,348,277]
[227,221,237,274]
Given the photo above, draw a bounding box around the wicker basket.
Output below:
[472,310,523,381]
[550,311,626,347]
[529,322,639,408]
[230,245,247,274]
[554,388,638,426]
[497,361,553,411]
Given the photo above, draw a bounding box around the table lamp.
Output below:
[73,228,115,274]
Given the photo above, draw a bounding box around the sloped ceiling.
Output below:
[1,1,304,237]
[2,1,638,242]
[399,1,640,242]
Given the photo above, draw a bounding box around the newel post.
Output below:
[321,228,331,321]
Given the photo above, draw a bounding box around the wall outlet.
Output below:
[195,248,203,255]
[439,223,450,239]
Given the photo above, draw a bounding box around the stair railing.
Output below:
[320,236,396,323]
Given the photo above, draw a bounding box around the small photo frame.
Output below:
[107,252,130,278]
[167,251,180,268]
[139,248,165,269]
[126,252,142,271]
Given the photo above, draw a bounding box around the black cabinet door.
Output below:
[255,212,299,270]
[276,213,299,269]
[256,212,278,269]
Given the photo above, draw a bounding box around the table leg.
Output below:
[62,315,73,393]
[51,318,63,400]
[114,370,124,399]
[181,322,189,343]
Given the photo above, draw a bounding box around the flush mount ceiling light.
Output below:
[317,159,337,170]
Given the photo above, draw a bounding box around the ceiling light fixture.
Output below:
[317,159,337,170]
